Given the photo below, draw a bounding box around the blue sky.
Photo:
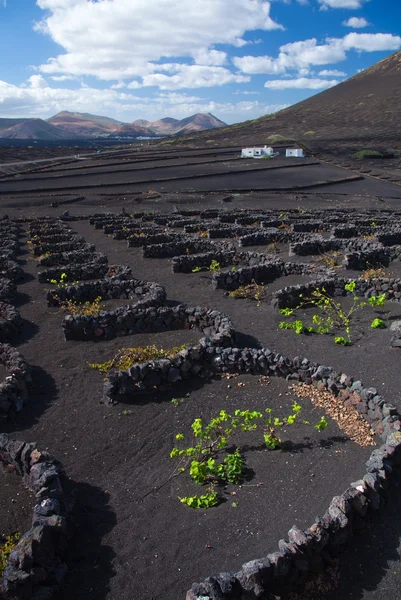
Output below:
[0,0,400,124]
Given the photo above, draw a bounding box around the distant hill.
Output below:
[47,111,123,137]
[0,111,227,140]
[0,119,70,140]
[133,119,150,127]
[0,119,30,135]
[148,113,226,135]
[175,50,401,155]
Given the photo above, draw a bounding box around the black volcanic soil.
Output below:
[0,206,396,600]
[1,139,401,600]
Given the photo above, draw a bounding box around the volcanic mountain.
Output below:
[0,111,226,140]
[182,50,401,155]
[0,118,70,140]
[148,113,226,135]
[47,111,123,137]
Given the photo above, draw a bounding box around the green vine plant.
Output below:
[171,405,328,509]
[279,281,386,345]
[48,272,75,288]
[192,259,221,273]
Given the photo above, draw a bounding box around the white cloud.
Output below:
[233,90,260,95]
[155,93,203,104]
[35,0,283,84]
[27,74,48,89]
[193,49,228,66]
[265,77,339,89]
[343,17,369,28]
[0,77,287,124]
[318,69,347,76]
[233,38,347,74]
[318,0,368,8]
[50,75,79,81]
[234,33,401,77]
[341,32,401,52]
[140,65,250,90]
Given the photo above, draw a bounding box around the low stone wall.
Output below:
[212,260,325,292]
[38,260,110,284]
[271,276,401,309]
[0,278,17,302]
[0,260,24,282]
[47,277,166,309]
[0,302,23,341]
[182,352,401,600]
[213,262,282,291]
[33,238,87,257]
[289,237,343,257]
[291,221,324,232]
[172,252,236,274]
[127,233,181,248]
[208,226,251,239]
[113,227,164,240]
[143,240,234,259]
[0,343,31,421]
[377,230,401,246]
[0,434,71,600]
[63,304,235,345]
[31,233,74,245]
[37,247,105,268]
[332,225,361,239]
[343,246,395,270]
[239,230,290,247]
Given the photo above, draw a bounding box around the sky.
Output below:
[0,0,400,125]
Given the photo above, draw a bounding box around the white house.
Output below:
[241,146,274,159]
[286,148,304,158]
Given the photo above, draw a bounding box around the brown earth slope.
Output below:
[172,50,401,156]
[0,119,70,140]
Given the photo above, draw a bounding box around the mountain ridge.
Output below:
[0,111,226,140]
[171,50,401,155]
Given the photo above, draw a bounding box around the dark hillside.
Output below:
[173,50,401,156]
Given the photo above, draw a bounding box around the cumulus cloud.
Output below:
[318,69,347,76]
[234,33,401,77]
[27,75,48,88]
[343,17,369,28]
[318,0,368,8]
[34,0,283,84]
[0,77,286,123]
[139,65,250,90]
[264,77,339,89]
[341,32,401,52]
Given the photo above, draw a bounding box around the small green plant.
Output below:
[279,320,315,334]
[371,318,386,329]
[334,336,351,346]
[279,308,294,316]
[1,532,21,576]
[315,416,329,431]
[278,281,387,345]
[171,405,327,508]
[192,260,221,273]
[49,272,73,288]
[179,489,220,509]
